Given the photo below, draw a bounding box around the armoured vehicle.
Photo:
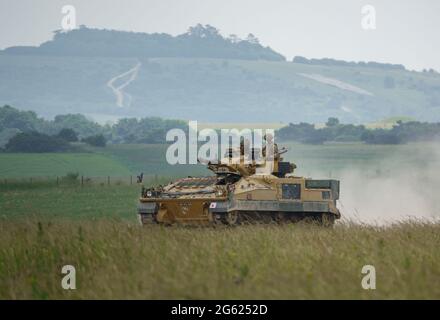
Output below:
[137,143,340,226]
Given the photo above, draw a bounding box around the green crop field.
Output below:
[1,142,440,180]
[0,153,132,178]
[95,144,207,178]
[0,185,139,220]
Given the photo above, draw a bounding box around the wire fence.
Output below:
[0,174,172,189]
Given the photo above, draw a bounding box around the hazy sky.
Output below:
[1,0,439,71]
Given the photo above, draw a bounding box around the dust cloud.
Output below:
[337,144,440,225]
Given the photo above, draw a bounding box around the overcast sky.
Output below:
[0,0,439,71]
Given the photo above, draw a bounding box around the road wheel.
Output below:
[274,212,288,224]
[209,212,224,226]
[138,213,155,225]
[225,211,240,226]
[320,213,335,227]
[300,215,316,225]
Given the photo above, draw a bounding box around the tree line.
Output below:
[276,117,440,144]
[2,105,440,152]
[292,56,406,71]
[0,105,187,152]
[2,24,284,61]
[4,129,107,153]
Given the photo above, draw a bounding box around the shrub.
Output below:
[60,172,79,185]
[5,131,69,152]
[82,134,106,147]
[361,130,402,144]
[57,128,78,142]
[64,172,79,181]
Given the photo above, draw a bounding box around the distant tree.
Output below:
[52,114,102,137]
[111,117,187,144]
[246,33,259,44]
[57,128,78,142]
[82,134,106,147]
[5,132,69,152]
[0,105,47,132]
[302,129,328,144]
[0,128,21,148]
[186,24,221,39]
[227,34,240,43]
[326,117,340,127]
[361,129,402,144]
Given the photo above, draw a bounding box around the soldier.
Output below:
[262,133,278,160]
[239,137,251,159]
[256,133,278,175]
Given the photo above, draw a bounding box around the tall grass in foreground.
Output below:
[0,219,439,299]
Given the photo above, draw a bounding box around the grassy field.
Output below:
[0,185,139,220]
[0,184,439,299]
[0,217,439,299]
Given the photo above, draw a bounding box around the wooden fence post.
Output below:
[107,176,110,186]
[130,175,132,185]
[81,176,84,187]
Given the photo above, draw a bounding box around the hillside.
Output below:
[1,26,440,123]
